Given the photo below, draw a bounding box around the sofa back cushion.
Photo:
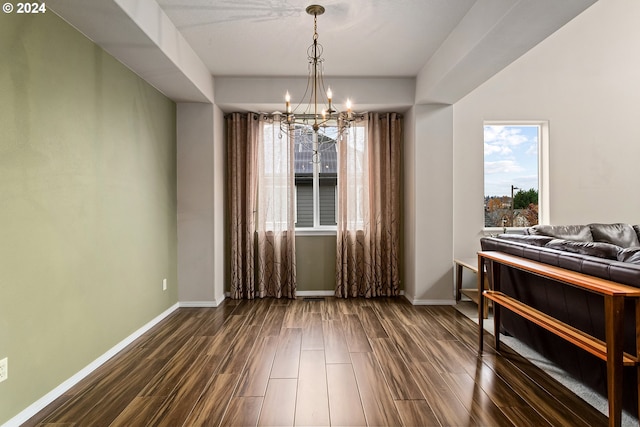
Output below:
[618,247,640,264]
[545,239,621,259]
[528,224,593,241]
[633,225,640,245]
[590,223,640,248]
[496,234,554,246]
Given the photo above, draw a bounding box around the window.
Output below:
[483,121,548,229]
[260,121,293,231]
[341,121,367,230]
[293,124,338,230]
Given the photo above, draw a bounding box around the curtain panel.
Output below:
[256,118,297,298]
[226,113,297,299]
[226,113,259,299]
[336,112,402,298]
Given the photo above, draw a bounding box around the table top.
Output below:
[478,250,640,297]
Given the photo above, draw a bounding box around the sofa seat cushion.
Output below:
[528,224,593,241]
[545,239,621,259]
[590,223,640,248]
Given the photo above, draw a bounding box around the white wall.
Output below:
[403,107,416,300]
[212,104,226,303]
[113,0,214,102]
[405,104,454,304]
[214,76,415,113]
[177,102,221,305]
[453,0,640,260]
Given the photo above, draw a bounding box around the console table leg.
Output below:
[605,295,624,427]
[494,300,501,352]
[478,254,485,353]
[636,299,640,424]
[456,263,463,301]
[491,261,501,352]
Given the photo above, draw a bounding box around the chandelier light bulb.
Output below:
[326,88,332,101]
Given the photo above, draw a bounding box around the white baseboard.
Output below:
[410,299,456,306]
[404,292,456,306]
[179,301,217,307]
[179,292,226,308]
[3,303,180,427]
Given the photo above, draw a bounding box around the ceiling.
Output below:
[47,0,599,105]
[153,0,477,77]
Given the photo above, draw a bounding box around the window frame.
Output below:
[482,120,549,234]
[294,123,339,235]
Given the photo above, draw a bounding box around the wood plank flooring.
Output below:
[24,297,609,426]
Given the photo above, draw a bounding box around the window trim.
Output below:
[482,120,549,233]
[294,125,338,232]
[295,227,337,236]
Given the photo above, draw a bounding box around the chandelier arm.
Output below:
[316,63,332,112]
[293,64,314,115]
[280,4,356,151]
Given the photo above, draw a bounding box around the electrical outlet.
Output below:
[0,357,7,383]
[162,278,167,291]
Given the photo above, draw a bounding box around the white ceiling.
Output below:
[154,0,477,77]
[47,0,599,105]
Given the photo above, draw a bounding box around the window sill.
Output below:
[482,227,528,236]
[295,228,337,236]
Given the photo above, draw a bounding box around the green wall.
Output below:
[296,235,337,292]
[0,11,177,424]
[295,234,403,293]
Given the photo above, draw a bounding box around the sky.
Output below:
[484,125,539,197]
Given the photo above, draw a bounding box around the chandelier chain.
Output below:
[278,5,360,163]
[313,13,318,41]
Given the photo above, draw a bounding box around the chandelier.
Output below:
[280,4,357,137]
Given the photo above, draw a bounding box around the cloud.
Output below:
[484,143,512,156]
[484,125,529,147]
[484,125,534,160]
[484,160,524,174]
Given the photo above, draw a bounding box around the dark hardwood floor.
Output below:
[24,297,608,426]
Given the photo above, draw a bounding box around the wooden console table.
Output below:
[477,250,640,427]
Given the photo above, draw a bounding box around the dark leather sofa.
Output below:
[480,223,640,413]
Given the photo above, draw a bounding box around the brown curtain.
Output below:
[226,113,296,299]
[336,112,402,298]
[227,113,259,299]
